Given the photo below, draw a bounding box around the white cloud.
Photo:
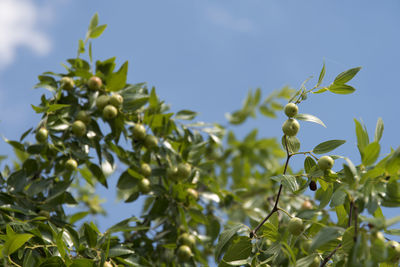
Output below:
[0,0,52,68]
[206,6,255,33]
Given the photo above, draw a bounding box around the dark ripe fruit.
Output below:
[88,76,102,90]
[138,178,151,194]
[36,127,48,143]
[132,124,146,140]
[60,77,74,90]
[178,233,196,248]
[301,200,313,210]
[177,245,192,262]
[76,110,91,125]
[103,105,118,120]
[288,217,304,236]
[318,156,334,171]
[110,94,123,107]
[65,158,78,171]
[177,163,192,179]
[284,103,298,118]
[144,135,158,149]
[309,181,317,191]
[140,163,152,177]
[71,120,86,137]
[186,188,199,200]
[282,118,300,136]
[96,95,110,110]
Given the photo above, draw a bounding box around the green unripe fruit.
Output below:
[302,239,312,252]
[186,188,199,200]
[132,124,146,140]
[140,163,152,177]
[284,103,298,117]
[310,256,320,267]
[288,217,304,236]
[103,262,113,267]
[38,210,50,218]
[167,166,178,180]
[177,245,192,262]
[387,241,400,262]
[36,127,48,143]
[88,76,102,90]
[318,156,334,171]
[282,118,300,136]
[76,110,91,125]
[178,233,196,248]
[138,178,151,194]
[96,95,110,110]
[177,163,192,179]
[103,105,118,120]
[65,158,78,171]
[144,135,158,149]
[60,77,74,90]
[71,120,86,137]
[110,94,123,107]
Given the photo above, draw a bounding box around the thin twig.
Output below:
[250,135,291,238]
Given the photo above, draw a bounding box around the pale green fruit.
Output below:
[76,110,91,125]
[186,188,199,200]
[138,178,151,194]
[310,256,320,267]
[387,240,400,263]
[144,135,158,149]
[65,159,78,171]
[282,118,300,136]
[318,156,334,171]
[177,245,192,262]
[132,124,146,140]
[288,217,304,236]
[96,95,110,110]
[178,233,196,248]
[103,105,118,120]
[36,127,48,143]
[60,77,74,90]
[140,163,152,177]
[71,120,86,137]
[177,163,192,179]
[88,76,102,90]
[110,94,123,107]
[284,103,298,117]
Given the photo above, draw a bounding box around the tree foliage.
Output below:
[0,14,399,267]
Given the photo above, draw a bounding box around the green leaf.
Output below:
[330,187,347,207]
[317,62,326,87]
[89,24,107,39]
[282,135,300,153]
[304,156,316,173]
[69,211,90,224]
[39,256,66,267]
[78,39,85,54]
[175,110,198,120]
[333,67,361,84]
[354,118,369,153]
[87,162,107,188]
[107,61,128,92]
[295,113,326,128]
[313,140,346,154]
[310,226,343,250]
[47,104,70,112]
[88,13,99,31]
[362,142,380,166]
[3,138,25,152]
[271,174,299,192]
[374,117,384,142]
[215,224,246,261]
[84,223,98,248]
[296,254,320,267]
[70,258,95,267]
[3,233,33,255]
[328,84,356,94]
[108,245,135,257]
[220,236,252,266]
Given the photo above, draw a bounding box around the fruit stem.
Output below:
[250,135,292,238]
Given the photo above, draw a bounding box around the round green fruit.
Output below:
[282,118,300,136]
[177,245,192,262]
[302,239,312,252]
[110,93,123,107]
[103,262,113,267]
[36,127,48,143]
[387,241,400,262]
[177,163,192,179]
[186,188,199,200]
[288,217,304,236]
[178,233,196,248]
[96,95,110,110]
[103,105,118,120]
[71,120,86,137]
[88,76,102,90]
[140,163,152,177]
[65,158,78,171]
[318,156,334,171]
[144,135,158,149]
[138,178,151,194]
[166,166,178,180]
[284,103,298,118]
[310,256,320,267]
[76,110,91,125]
[132,124,146,140]
[60,77,74,90]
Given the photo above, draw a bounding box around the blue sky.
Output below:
[0,0,399,235]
